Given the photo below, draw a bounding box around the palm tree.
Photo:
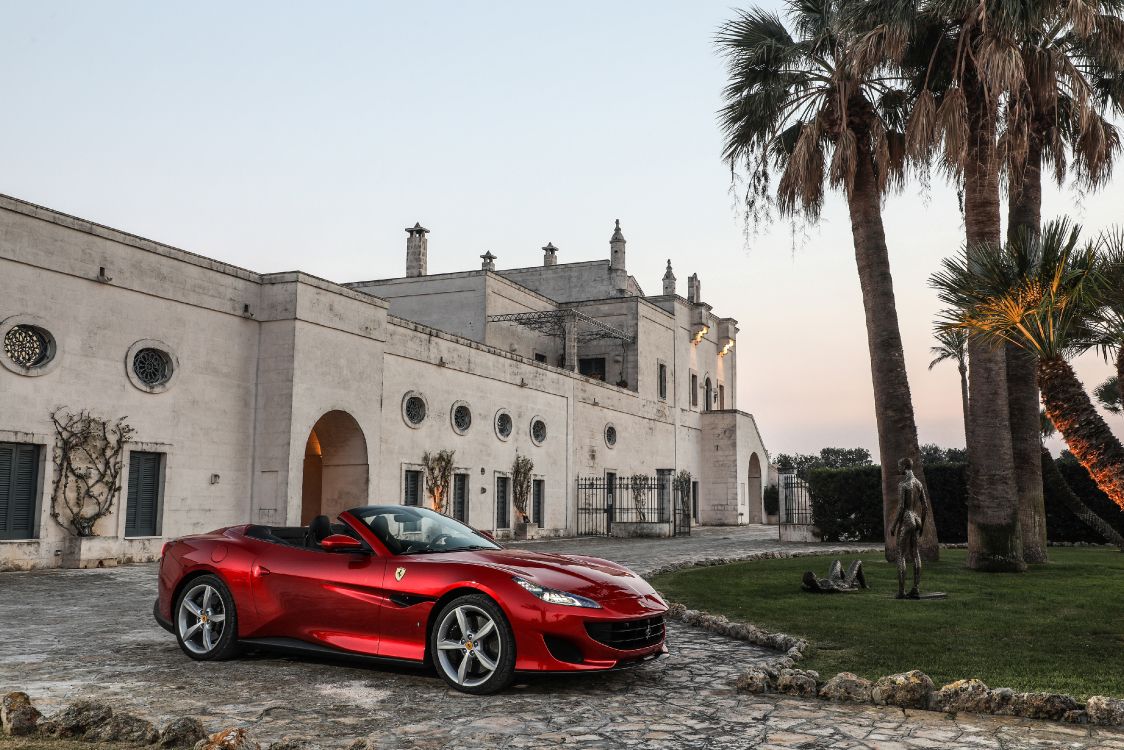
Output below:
[932,218,1124,512]
[717,0,937,562]
[1095,375,1122,414]
[1040,410,1124,548]
[1001,2,1124,564]
[929,327,970,447]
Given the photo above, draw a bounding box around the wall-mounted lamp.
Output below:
[438,356,447,367]
[719,339,735,356]
[96,266,113,283]
[242,304,254,318]
[210,473,221,485]
[692,325,709,345]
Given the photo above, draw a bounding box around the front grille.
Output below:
[585,615,664,650]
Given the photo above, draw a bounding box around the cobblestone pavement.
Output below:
[2,531,1121,749]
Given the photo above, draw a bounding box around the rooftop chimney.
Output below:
[405,223,429,277]
[687,273,701,304]
[480,251,497,271]
[543,242,558,266]
[662,259,676,295]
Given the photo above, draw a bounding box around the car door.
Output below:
[248,538,386,655]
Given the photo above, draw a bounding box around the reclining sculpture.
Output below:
[801,559,868,593]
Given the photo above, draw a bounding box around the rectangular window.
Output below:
[534,352,547,363]
[0,442,40,540]
[719,384,725,410]
[578,357,606,381]
[532,479,545,526]
[125,451,163,537]
[495,476,510,529]
[657,363,668,400]
[690,373,698,407]
[692,481,699,521]
[453,473,468,523]
[404,469,422,507]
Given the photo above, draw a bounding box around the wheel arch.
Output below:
[422,584,513,663]
[170,567,232,624]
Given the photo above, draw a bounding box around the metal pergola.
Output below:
[486,309,634,344]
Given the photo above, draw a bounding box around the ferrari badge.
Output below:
[395,567,406,581]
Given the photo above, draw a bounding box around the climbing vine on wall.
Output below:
[512,453,534,523]
[50,408,135,537]
[422,449,455,514]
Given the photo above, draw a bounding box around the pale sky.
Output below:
[2,1,1120,457]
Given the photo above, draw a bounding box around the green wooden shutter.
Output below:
[496,477,509,529]
[404,470,421,506]
[126,452,162,537]
[532,479,544,526]
[453,474,467,522]
[0,443,40,539]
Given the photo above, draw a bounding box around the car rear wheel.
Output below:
[430,594,515,695]
[174,574,239,661]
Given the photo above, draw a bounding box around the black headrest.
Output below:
[309,515,332,543]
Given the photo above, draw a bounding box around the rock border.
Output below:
[1,693,326,749]
[647,548,1124,728]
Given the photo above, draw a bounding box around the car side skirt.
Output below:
[238,637,428,671]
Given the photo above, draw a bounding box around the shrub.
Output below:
[763,484,779,516]
[807,463,968,543]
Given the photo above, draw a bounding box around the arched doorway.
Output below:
[747,453,763,523]
[704,377,713,412]
[302,410,369,525]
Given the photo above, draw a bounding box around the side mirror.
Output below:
[321,534,365,552]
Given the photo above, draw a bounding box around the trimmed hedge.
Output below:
[807,458,1124,545]
[808,463,967,543]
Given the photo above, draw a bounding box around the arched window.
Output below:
[704,377,713,412]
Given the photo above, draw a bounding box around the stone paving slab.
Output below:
[2,529,1121,748]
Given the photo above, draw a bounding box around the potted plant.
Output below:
[512,453,535,539]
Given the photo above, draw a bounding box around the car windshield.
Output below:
[350,506,501,555]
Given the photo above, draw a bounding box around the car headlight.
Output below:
[513,577,601,608]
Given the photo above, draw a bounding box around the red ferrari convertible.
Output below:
[154,505,667,694]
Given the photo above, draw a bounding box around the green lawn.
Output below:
[650,548,1124,699]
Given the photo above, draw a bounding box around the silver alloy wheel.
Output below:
[177,583,227,655]
[435,604,502,688]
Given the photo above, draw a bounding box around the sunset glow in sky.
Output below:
[3,1,1120,456]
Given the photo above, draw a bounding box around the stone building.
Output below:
[0,194,768,569]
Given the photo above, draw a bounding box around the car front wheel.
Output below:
[174,574,239,660]
[430,594,515,694]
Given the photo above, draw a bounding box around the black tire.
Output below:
[173,574,240,661]
[429,594,516,695]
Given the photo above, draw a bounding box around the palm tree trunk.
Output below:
[846,146,938,562]
[959,363,970,445]
[963,75,1024,571]
[1006,139,1048,563]
[1040,447,1124,549]
[1039,357,1124,511]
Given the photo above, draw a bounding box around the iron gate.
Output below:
[575,475,690,536]
[779,472,813,525]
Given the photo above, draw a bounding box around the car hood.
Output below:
[440,549,661,604]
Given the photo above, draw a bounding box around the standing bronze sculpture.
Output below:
[891,457,930,599]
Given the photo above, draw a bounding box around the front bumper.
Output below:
[510,597,669,672]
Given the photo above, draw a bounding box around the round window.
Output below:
[4,324,53,369]
[495,410,513,440]
[452,402,472,434]
[132,348,172,387]
[531,418,547,445]
[605,424,617,447]
[404,395,427,426]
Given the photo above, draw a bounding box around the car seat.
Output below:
[308,515,333,546]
